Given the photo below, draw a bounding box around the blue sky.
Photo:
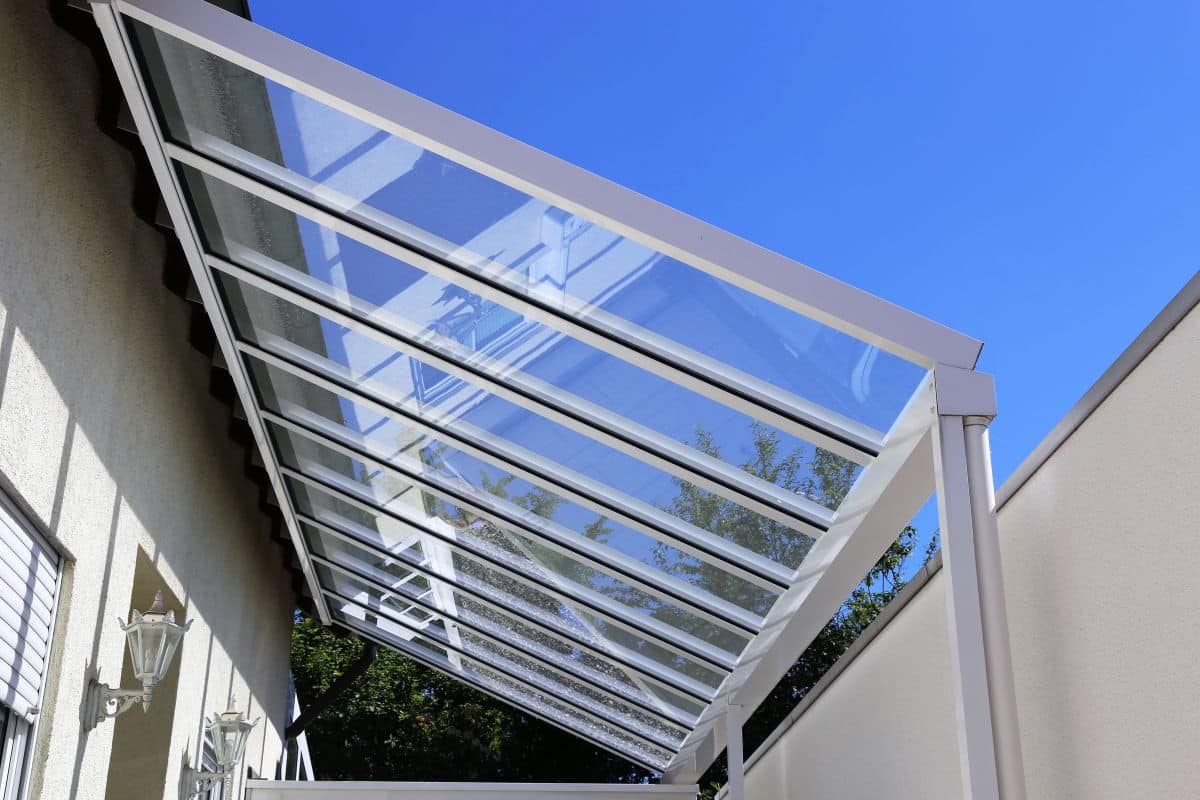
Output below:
[247,0,1198,491]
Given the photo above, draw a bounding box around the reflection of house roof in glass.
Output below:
[91,0,983,777]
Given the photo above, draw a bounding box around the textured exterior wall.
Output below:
[0,3,294,799]
[742,296,1200,799]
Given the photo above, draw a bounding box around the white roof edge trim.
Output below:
[108,0,983,370]
[89,0,333,625]
[663,379,939,779]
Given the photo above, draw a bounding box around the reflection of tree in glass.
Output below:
[291,420,931,785]
[651,422,852,614]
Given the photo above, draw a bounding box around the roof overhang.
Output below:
[87,0,987,776]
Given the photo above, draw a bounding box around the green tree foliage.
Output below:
[290,424,931,784]
[291,614,650,781]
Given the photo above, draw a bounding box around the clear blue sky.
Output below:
[248,0,1198,488]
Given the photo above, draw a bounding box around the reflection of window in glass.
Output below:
[411,288,525,406]
[531,208,590,306]
[410,208,591,407]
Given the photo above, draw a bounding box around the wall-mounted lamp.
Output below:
[183,701,259,798]
[85,591,192,730]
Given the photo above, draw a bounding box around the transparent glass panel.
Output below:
[185,161,860,523]
[249,356,777,615]
[318,563,687,747]
[330,600,672,769]
[130,19,926,436]
[467,660,674,771]
[288,478,728,695]
[270,419,748,659]
[314,564,436,628]
[305,523,702,724]
[221,270,822,574]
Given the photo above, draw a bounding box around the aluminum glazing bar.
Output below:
[334,614,667,773]
[327,589,682,753]
[313,553,694,734]
[112,0,982,370]
[664,380,938,779]
[265,408,764,636]
[239,340,794,592]
[285,471,732,697]
[299,511,733,681]
[203,247,834,539]
[87,0,332,623]
[167,132,883,465]
[304,523,706,725]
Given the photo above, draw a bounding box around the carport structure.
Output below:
[87,1,1024,797]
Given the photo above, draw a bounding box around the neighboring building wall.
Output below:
[0,3,295,800]
[740,285,1200,799]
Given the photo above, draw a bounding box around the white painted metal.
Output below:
[664,380,939,780]
[962,418,1027,800]
[87,0,1015,778]
[934,365,998,418]
[312,554,693,735]
[245,781,698,800]
[296,508,723,703]
[88,1,331,623]
[724,704,745,800]
[304,517,720,698]
[934,413,1000,800]
[327,588,683,754]
[108,0,981,371]
[237,340,795,592]
[202,244,833,539]
[265,410,762,637]
[170,131,884,466]
[335,615,669,772]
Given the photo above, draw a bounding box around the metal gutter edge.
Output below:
[729,268,1200,789]
[994,269,1200,508]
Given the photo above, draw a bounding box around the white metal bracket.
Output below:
[934,364,997,419]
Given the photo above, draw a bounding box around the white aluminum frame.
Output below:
[240,338,794,592]
[89,0,331,624]
[87,1,1023,795]
[197,232,835,539]
[245,781,699,800]
[291,499,728,703]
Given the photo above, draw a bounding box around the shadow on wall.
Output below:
[0,2,296,794]
[103,548,183,799]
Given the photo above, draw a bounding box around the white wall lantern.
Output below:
[184,701,259,798]
[85,591,192,729]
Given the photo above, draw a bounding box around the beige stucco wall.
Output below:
[0,2,295,799]
[743,296,1200,799]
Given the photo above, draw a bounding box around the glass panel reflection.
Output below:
[130,18,925,437]
[184,162,859,525]
[288,476,729,695]
[220,269,823,579]
[272,421,749,658]
[305,523,703,724]
[251,354,778,616]
[318,564,687,747]
[330,600,673,769]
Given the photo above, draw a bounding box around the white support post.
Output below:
[724,703,745,800]
[933,365,1026,800]
[962,418,1027,800]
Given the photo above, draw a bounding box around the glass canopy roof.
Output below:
[90,0,983,777]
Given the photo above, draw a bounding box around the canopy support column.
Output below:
[933,365,1026,800]
[962,417,1027,800]
[724,702,745,800]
